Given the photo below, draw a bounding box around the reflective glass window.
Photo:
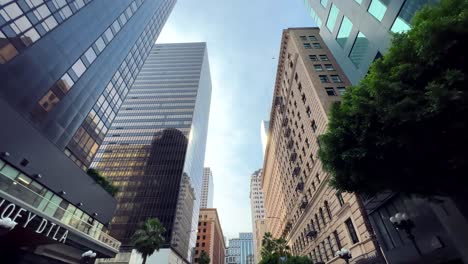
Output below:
[0,164,19,179]
[337,87,346,95]
[95,37,105,52]
[325,87,336,96]
[104,28,114,42]
[314,64,323,71]
[320,0,328,8]
[331,75,342,83]
[368,0,388,21]
[325,64,334,71]
[312,43,321,48]
[309,55,318,61]
[391,0,436,33]
[303,43,312,49]
[319,75,329,83]
[355,0,363,4]
[57,73,74,93]
[84,47,97,64]
[71,59,86,78]
[326,4,339,32]
[319,55,329,61]
[2,3,23,21]
[349,32,370,67]
[336,16,353,48]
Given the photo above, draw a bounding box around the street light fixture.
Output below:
[389,212,422,256]
[335,248,352,264]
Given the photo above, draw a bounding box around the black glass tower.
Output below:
[92,43,212,262]
[0,0,175,262]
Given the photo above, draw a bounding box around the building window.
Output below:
[319,208,326,225]
[319,75,329,83]
[391,0,435,33]
[314,64,323,71]
[303,43,312,49]
[334,230,342,249]
[326,4,339,32]
[315,214,321,231]
[309,55,319,61]
[311,120,317,132]
[309,36,317,41]
[337,87,346,95]
[325,64,334,71]
[319,55,329,61]
[368,0,389,21]
[336,192,345,206]
[331,75,342,83]
[312,43,321,49]
[345,218,360,243]
[349,32,370,67]
[336,16,353,48]
[355,0,363,4]
[320,0,328,8]
[300,35,307,41]
[325,87,336,96]
[325,201,332,220]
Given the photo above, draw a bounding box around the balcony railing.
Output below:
[0,172,120,251]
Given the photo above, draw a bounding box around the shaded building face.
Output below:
[92,43,212,261]
[0,0,176,169]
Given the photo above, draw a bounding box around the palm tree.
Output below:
[261,232,277,258]
[131,218,166,264]
[275,237,291,257]
[198,251,210,264]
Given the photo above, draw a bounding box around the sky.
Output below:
[157,0,313,239]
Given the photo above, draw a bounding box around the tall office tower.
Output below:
[260,120,269,157]
[262,28,382,263]
[92,43,212,263]
[226,233,254,264]
[194,209,226,264]
[249,169,266,264]
[304,0,437,84]
[0,0,176,170]
[0,0,175,262]
[201,167,214,208]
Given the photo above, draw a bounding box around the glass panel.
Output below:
[368,0,388,21]
[320,0,328,8]
[95,37,105,52]
[0,160,4,169]
[326,4,339,32]
[16,173,32,185]
[57,73,74,93]
[71,59,86,78]
[391,17,411,33]
[336,16,353,48]
[84,47,96,64]
[349,32,370,67]
[0,165,19,179]
[355,0,363,4]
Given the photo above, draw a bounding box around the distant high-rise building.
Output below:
[92,43,212,263]
[249,169,266,264]
[260,120,269,157]
[195,209,226,264]
[201,167,214,208]
[226,233,254,264]
[0,0,175,262]
[303,0,437,84]
[262,28,381,263]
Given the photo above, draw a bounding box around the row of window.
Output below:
[0,0,93,63]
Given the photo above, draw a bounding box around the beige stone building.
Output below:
[261,28,381,263]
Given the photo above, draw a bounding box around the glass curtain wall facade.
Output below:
[92,43,212,262]
[201,167,214,208]
[303,0,437,84]
[0,0,176,169]
[226,233,254,264]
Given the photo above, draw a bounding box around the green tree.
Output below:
[259,233,292,264]
[284,256,314,264]
[318,0,468,197]
[86,168,119,196]
[198,251,210,264]
[131,218,166,264]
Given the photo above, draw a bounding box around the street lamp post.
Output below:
[335,248,352,264]
[389,212,422,256]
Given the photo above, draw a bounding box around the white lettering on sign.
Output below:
[0,198,68,244]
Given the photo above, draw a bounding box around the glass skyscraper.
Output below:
[0,0,175,262]
[303,0,437,84]
[226,233,254,264]
[1,0,176,169]
[92,42,212,262]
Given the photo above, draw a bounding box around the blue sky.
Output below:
[157,0,313,239]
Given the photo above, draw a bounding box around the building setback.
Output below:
[226,233,254,264]
[0,0,174,262]
[92,42,212,263]
[195,208,226,264]
[201,167,214,208]
[261,28,381,263]
[304,0,437,85]
[249,169,266,264]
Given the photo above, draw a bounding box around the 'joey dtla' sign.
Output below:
[0,198,68,243]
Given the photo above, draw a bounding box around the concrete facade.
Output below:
[195,209,226,264]
[261,28,382,263]
[304,0,437,85]
[249,169,266,263]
